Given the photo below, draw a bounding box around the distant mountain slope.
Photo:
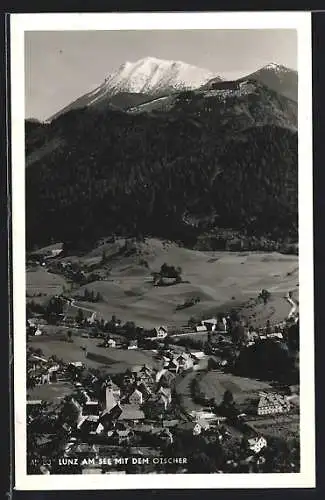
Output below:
[240,63,298,101]
[49,57,221,121]
[202,63,298,102]
[26,79,297,250]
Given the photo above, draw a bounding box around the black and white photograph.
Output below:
[11,12,315,489]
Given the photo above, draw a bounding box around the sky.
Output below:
[25,29,297,121]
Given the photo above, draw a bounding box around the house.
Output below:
[158,386,172,405]
[34,326,43,336]
[118,404,145,422]
[100,403,123,427]
[190,410,226,424]
[128,339,138,350]
[257,392,291,416]
[77,415,100,435]
[195,419,210,432]
[168,358,179,374]
[202,318,218,331]
[136,365,154,385]
[176,353,193,371]
[106,338,117,348]
[128,388,143,405]
[27,399,43,406]
[247,436,267,454]
[157,394,169,411]
[130,365,143,375]
[69,361,84,369]
[139,364,153,375]
[157,428,173,445]
[190,351,205,360]
[38,371,51,385]
[105,426,134,445]
[156,368,167,383]
[82,400,101,416]
[162,419,179,428]
[162,356,172,368]
[154,326,168,339]
[158,370,175,387]
[267,332,283,340]
[137,381,152,400]
[115,428,134,445]
[123,370,136,386]
[196,325,208,333]
[133,423,154,434]
[179,422,202,436]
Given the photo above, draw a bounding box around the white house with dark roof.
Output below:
[196,325,208,333]
[128,388,143,405]
[158,386,172,405]
[168,358,179,374]
[247,436,267,454]
[154,326,168,339]
[176,353,193,371]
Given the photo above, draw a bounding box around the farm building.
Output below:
[128,388,143,405]
[257,392,291,416]
[247,436,267,454]
[196,325,208,333]
[128,339,138,350]
[154,326,168,339]
[201,318,218,331]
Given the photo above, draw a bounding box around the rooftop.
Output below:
[119,404,145,421]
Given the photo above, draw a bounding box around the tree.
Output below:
[187,451,218,473]
[76,308,84,324]
[222,389,234,407]
[101,249,107,264]
[259,289,271,305]
[67,330,72,342]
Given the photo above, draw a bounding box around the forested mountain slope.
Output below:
[25,80,297,250]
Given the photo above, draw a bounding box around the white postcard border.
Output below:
[11,11,315,490]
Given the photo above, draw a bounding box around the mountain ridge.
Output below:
[47,58,297,122]
[49,56,221,121]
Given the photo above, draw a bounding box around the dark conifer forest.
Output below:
[25,80,298,251]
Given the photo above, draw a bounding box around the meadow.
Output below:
[26,238,299,329]
[28,334,159,374]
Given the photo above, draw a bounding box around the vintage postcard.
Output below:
[11,12,315,489]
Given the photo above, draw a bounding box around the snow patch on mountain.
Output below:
[260,62,295,73]
[97,56,219,98]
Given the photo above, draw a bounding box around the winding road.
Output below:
[285,292,299,320]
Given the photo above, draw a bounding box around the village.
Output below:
[26,251,300,475]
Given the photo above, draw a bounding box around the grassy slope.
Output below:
[28,334,159,374]
[28,238,298,329]
[26,268,69,299]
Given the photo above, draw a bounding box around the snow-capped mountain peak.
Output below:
[102,56,220,96]
[261,62,294,73]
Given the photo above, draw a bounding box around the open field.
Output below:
[175,372,204,412]
[245,414,300,440]
[26,268,69,300]
[27,381,74,401]
[27,239,298,329]
[28,335,160,374]
[197,371,272,406]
